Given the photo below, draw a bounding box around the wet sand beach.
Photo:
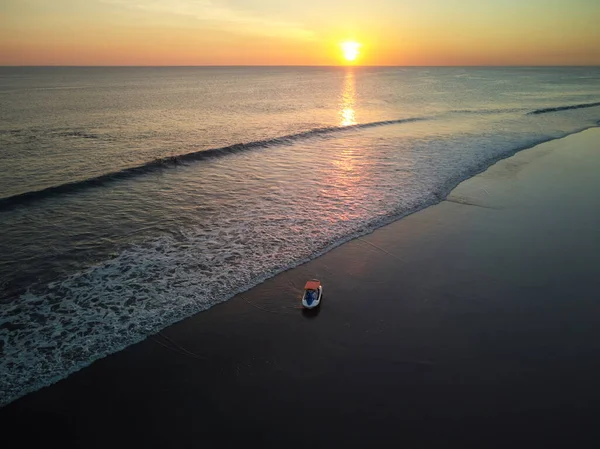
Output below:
[2,128,600,448]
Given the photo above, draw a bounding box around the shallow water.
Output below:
[1,66,599,406]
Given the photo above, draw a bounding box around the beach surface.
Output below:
[2,128,600,448]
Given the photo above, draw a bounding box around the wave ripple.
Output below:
[528,101,600,115]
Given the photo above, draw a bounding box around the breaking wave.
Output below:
[528,101,600,115]
[0,117,427,211]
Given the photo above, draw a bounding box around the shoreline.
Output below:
[2,127,600,447]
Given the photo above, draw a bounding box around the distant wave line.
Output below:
[448,107,527,114]
[528,101,600,115]
[0,117,427,211]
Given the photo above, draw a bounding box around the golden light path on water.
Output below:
[340,69,356,127]
[326,67,370,222]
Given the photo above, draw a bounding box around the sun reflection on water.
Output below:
[316,70,372,222]
[340,69,356,127]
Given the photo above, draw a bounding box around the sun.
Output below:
[341,41,361,62]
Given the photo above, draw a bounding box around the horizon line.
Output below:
[1,64,599,68]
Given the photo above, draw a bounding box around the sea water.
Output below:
[1,66,599,406]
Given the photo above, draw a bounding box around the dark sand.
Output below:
[3,129,600,448]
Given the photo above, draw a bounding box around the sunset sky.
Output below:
[1,0,599,66]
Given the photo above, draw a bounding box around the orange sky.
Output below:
[1,0,599,66]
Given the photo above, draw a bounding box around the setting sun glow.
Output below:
[341,42,361,62]
[0,1,598,66]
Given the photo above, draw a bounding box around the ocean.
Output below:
[1,66,599,406]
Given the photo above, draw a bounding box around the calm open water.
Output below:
[1,66,599,406]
